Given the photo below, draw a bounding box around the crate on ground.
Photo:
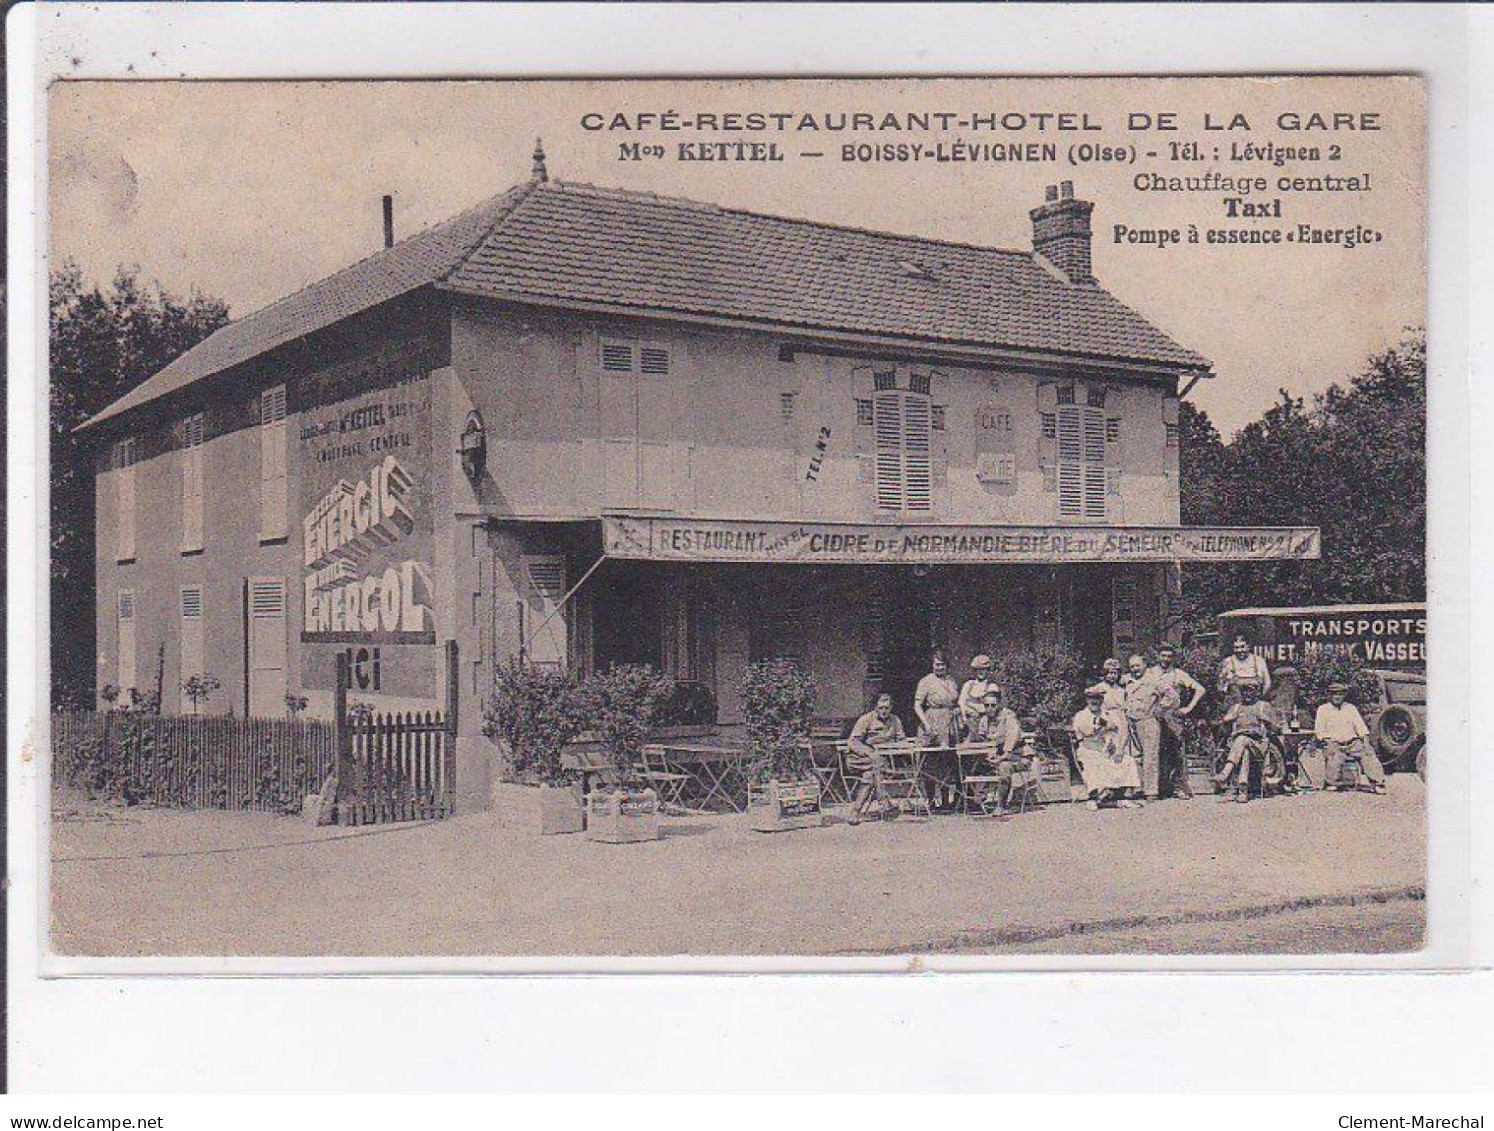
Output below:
[586,788,660,843]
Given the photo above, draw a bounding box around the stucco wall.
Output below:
[92,300,449,717]
[449,300,1181,527]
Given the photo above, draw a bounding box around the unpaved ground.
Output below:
[49,777,1426,957]
[987,894,1423,955]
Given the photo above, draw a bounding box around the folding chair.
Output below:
[805,739,850,805]
[877,746,933,821]
[635,745,696,814]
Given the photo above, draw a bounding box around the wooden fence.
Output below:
[52,710,337,813]
[341,710,455,825]
[332,643,458,826]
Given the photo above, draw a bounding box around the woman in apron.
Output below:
[914,651,961,810]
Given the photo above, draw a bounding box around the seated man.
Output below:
[973,685,1025,813]
[1314,681,1388,794]
[1212,679,1280,803]
[1073,685,1143,810]
[845,693,907,825]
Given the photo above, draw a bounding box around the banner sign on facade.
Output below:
[603,516,1321,565]
[297,374,439,697]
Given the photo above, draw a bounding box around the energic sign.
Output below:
[298,377,436,646]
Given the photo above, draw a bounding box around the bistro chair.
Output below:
[877,744,933,821]
[804,738,850,805]
[635,744,697,814]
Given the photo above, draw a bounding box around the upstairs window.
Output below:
[600,338,671,376]
[180,413,205,553]
[873,389,932,513]
[259,385,288,542]
[113,436,138,562]
[1056,402,1108,519]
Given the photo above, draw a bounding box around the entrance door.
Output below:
[879,574,935,732]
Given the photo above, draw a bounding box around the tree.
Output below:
[50,262,230,708]
[1175,330,1426,633]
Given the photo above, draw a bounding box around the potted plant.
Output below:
[483,658,590,835]
[583,664,671,844]
[742,659,823,833]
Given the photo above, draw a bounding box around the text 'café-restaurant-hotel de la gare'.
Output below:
[80,149,1320,806]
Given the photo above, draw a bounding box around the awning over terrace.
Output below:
[602,515,1321,566]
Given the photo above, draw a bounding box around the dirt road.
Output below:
[49,776,1425,958]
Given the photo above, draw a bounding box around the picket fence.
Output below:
[341,710,455,825]
[51,710,337,813]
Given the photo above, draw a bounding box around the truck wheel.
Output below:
[1375,705,1419,770]
[1415,742,1426,782]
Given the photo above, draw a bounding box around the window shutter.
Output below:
[115,437,137,562]
[600,339,637,373]
[117,589,137,693]
[181,414,205,553]
[522,557,568,669]
[246,578,287,717]
[873,392,904,511]
[1055,402,1110,519]
[639,345,670,376]
[903,394,932,511]
[259,386,288,541]
[179,585,205,713]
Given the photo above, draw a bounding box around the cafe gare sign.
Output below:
[604,516,1322,565]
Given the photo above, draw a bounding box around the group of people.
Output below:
[843,635,1388,825]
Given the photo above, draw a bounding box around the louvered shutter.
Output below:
[179,585,205,713]
[600,339,636,373]
[1056,405,1083,517]
[117,589,137,694]
[259,386,288,541]
[1163,395,1181,477]
[903,394,932,511]
[523,557,568,669]
[639,345,670,376]
[1082,406,1108,518]
[115,438,137,561]
[873,392,904,511]
[181,414,205,553]
[246,578,287,717]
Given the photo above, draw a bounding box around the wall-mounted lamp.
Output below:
[458,410,487,482]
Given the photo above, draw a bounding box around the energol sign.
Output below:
[302,454,432,638]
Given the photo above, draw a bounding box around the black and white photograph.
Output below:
[40,75,1429,960]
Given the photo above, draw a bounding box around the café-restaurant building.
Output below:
[82,154,1319,805]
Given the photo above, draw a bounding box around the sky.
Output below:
[49,77,1425,435]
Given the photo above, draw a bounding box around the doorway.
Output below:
[879,570,938,733]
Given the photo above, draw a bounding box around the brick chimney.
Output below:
[1030,180,1094,283]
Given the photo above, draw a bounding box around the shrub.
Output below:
[483,658,590,785]
[585,664,673,783]
[988,645,1086,743]
[741,659,816,786]
[1293,649,1381,715]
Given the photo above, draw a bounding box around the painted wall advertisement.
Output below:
[297,375,438,698]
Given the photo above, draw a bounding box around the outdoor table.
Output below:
[642,741,753,813]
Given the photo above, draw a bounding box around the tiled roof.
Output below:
[446,182,1208,371]
[83,178,1207,430]
[81,181,537,428]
